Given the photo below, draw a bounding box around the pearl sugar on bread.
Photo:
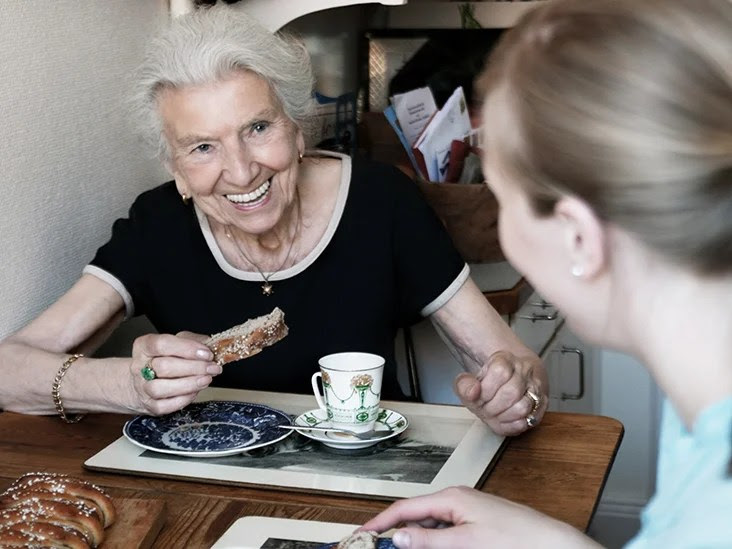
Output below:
[0,472,115,548]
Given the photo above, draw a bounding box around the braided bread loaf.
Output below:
[0,472,115,548]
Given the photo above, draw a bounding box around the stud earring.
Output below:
[298,152,303,164]
[571,265,584,277]
[181,193,190,205]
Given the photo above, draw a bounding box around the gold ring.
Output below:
[525,389,541,414]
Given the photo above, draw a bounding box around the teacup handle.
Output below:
[311,372,327,410]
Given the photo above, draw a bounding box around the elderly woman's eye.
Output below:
[193,143,212,154]
[252,122,269,133]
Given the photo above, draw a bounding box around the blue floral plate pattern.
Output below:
[123,400,292,457]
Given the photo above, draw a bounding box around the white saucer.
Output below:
[293,408,408,449]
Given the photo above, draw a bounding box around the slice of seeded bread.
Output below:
[204,307,288,366]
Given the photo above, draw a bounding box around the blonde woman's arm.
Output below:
[361,486,601,549]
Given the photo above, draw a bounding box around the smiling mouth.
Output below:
[226,178,272,206]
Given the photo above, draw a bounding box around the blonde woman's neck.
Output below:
[618,261,732,430]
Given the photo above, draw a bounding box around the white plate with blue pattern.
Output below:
[122,400,293,457]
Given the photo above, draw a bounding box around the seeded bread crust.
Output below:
[205,307,289,366]
[336,531,378,549]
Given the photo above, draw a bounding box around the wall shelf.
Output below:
[170,0,406,30]
[385,1,549,29]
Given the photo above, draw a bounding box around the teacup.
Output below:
[311,352,385,433]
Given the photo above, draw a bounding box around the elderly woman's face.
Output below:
[159,70,304,235]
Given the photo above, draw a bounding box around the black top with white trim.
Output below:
[87,153,467,399]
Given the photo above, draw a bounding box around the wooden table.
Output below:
[0,410,622,548]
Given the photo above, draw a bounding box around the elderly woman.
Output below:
[362,0,732,547]
[0,7,546,436]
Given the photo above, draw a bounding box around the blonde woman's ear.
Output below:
[571,265,585,277]
[555,196,607,280]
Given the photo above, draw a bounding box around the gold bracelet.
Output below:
[51,354,86,423]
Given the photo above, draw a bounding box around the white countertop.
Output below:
[469,261,523,293]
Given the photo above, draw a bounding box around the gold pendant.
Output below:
[262,282,273,296]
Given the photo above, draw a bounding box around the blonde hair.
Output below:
[479,0,732,274]
[130,6,315,161]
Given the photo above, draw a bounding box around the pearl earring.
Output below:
[571,265,584,277]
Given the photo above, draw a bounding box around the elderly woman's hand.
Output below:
[454,351,548,436]
[129,332,221,415]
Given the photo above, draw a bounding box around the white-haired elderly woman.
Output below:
[0,7,546,435]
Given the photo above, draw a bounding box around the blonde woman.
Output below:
[363,0,732,547]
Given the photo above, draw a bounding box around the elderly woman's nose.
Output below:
[222,145,258,184]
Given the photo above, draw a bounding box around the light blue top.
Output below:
[625,396,732,548]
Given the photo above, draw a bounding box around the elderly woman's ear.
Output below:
[296,130,305,161]
[170,173,191,205]
[163,157,176,178]
[164,159,187,198]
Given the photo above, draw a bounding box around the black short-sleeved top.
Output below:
[86,153,467,400]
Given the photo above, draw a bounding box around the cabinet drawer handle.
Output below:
[518,311,559,322]
[529,300,553,309]
[552,346,585,400]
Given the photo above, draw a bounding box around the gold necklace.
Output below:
[224,206,300,296]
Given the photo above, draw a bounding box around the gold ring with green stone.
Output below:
[141,362,156,381]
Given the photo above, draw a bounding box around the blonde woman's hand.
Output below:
[360,486,597,549]
[454,351,548,436]
[129,332,221,415]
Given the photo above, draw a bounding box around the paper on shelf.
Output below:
[414,86,472,182]
[391,86,438,147]
[384,105,425,178]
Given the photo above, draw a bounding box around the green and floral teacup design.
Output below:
[311,352,384,433]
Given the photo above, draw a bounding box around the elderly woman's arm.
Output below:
[0,274,219,416]
[429,278,548,435]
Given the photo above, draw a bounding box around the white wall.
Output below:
[0,0,169,338]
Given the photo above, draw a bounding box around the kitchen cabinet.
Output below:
[511,295,562,355]
[544,322,598,415]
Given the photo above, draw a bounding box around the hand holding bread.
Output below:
[129,308,287,415]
